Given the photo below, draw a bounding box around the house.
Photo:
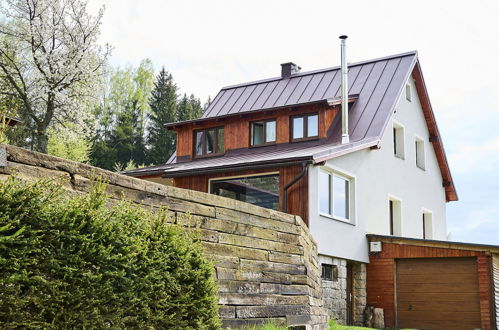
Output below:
[124,40,496,329]
[2,116,22,127]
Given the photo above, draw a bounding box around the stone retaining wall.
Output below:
[0,145,328,329]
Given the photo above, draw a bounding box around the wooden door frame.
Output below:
[346,262,354,325]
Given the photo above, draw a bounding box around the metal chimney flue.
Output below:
[339,35,349,144]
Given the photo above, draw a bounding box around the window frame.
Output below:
[319,167,355,224]
[415,134,426,170]
[208,172,280,210]
[321,263,338,281]
[393,120,405,159]
[250,118,277,147]
[406,83,412,102]
[388,195,402,236]
[193,126,225,158]
[422,209,433,239]
[291,113,319,142]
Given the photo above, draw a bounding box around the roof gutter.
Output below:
[162,158,314,178]
[282,161,312,213]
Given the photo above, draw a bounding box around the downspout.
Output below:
[282,161,313,213]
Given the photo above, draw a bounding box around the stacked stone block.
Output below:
[0,145,328,329]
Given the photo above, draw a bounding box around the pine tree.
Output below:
[147,68,178,165]
[177,94,203,122]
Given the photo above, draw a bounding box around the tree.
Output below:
[147,67,178,165]
[0,0,111,153]
[90,60,154,170]
[177,93,203,122]
[0,177,220,328]
[47,123,90,162]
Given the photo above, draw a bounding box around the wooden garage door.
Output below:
[396,257,481,330]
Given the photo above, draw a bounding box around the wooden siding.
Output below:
[493,254,499,329]
[174,104,338,158]
[366,241,494,330]
[174,165,309,225]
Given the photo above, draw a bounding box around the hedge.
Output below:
[0,176,220,329]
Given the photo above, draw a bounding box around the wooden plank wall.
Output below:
[174,104,338,158]
[366,241,494,330]
[174,165,309,225]
[493,254,499,329]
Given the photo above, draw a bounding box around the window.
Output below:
[393,122,405,159]
[320,169,352,222]
[389,198,402,236]
[321,264,338,281]
[251,119,276,146]
[406,84,412,102]
[291,113,318,141]
[423,211,433,239]
[415,136,425,170]
[194,127,224,157]
[210,173,279,210]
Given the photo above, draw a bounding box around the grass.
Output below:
[328,319,376,330]
[231,319,415,330]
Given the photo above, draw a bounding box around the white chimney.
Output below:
[340,35,349,144]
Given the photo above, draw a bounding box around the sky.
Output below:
[87,0,499,245]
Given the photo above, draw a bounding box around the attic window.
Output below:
[251,119,276,146]
[194,127,224,157]
[291,113,318,141]
[406,84,412,102]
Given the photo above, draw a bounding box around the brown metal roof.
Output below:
[124,51,457,202]
[165,51,418,128]
[204,51,416,121]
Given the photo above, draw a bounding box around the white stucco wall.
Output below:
[309,75,448,263]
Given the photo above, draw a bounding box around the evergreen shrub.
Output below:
[0,176,220,329]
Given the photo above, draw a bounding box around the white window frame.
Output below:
[319,166,356,225]
[388,194,403,236]
[415,134,426,170]
[422,208,433,239]
[405,83,412,102]
[393,120,405,160]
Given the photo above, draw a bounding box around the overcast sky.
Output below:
[88,0,499,245]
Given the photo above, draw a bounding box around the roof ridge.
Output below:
[221,50,418,90]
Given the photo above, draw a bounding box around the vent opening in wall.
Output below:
[406,84,412,102]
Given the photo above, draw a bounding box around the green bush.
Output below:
[0,176,220,329]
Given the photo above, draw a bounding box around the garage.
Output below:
[396,257,481,330]
[366,235,496,330]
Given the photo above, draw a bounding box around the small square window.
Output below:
[415,137,425,170]
[251,119,276,146]
[291,113,318,141]
[406,84,412,102]
[321,264,338,281]
[194,127,224,157]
